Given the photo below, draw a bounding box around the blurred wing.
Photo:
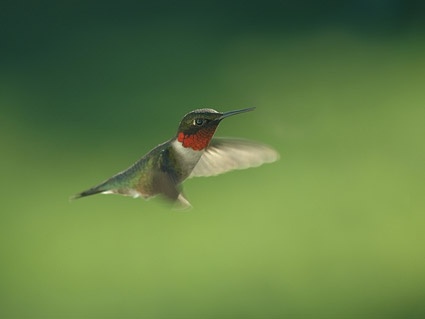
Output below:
[189,138,279,178]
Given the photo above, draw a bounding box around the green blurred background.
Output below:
[1,1,425,318]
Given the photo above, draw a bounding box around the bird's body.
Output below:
[72,107,279,207]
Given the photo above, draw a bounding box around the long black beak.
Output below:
[219,107,256,120]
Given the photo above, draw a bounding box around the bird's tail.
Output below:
[70,180,112,201]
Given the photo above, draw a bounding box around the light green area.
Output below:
[1,24,425,318]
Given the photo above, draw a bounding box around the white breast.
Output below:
[171,139,204,176]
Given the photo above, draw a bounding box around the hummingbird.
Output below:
[72,107,279,208]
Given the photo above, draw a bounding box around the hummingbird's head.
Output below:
[176,107,255,151]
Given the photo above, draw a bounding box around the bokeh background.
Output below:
[1,1,425,318]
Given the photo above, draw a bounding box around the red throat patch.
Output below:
[177,127,217,150]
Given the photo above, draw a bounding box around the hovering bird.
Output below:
[72,107,279,208]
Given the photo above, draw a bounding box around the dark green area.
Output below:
[1,1,425,318]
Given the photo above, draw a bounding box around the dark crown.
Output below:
[177,108,223,135]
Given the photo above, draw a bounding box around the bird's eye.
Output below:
[193,118,205,126]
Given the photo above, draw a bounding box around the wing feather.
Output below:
[189,138,279,178]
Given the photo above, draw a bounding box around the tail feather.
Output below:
[71,171,133,201]
[70,179,113,201]
[70,188,105,200]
